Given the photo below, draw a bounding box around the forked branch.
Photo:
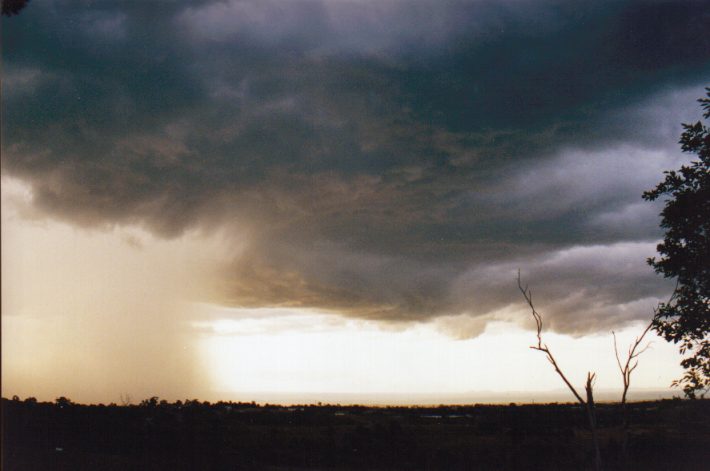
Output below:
[518,271,602,471]
[613,322,653,405]
[517,271,587,406]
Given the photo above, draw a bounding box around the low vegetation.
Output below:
[3,396,709,470]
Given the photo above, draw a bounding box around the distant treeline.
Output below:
[2,397,709,470]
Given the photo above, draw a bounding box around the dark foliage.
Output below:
[1,0,29,16]
[2,397,709,470]
[643,88,710,398]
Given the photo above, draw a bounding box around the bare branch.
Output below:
[613,321,653,405]
[518,271,586,406]
[518,272,602,471]
[613,331,624,373]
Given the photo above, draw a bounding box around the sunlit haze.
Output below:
[3,178,682,403]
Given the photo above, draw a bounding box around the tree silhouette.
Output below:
[613,321,652,466]
[643,87,710,398]
[55,396,73,408]
[612,323,652,407]
[518,273,602,471]
[518,272,656,470]
[1,0,30,16]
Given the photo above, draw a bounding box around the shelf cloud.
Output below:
[3,0,709,336]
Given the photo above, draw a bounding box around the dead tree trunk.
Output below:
[585,373,602,471]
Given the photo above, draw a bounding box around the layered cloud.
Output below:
[3,0,709,335]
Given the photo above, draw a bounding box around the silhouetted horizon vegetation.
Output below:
[3,395,709,470]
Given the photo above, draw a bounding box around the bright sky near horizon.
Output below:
[2,0,708,404]
[2,178,683,403]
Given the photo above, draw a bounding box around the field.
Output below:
[3,397,709,470]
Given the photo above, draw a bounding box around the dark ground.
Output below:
[2,397,709,470]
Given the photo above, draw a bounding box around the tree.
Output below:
[643,87,710,398]
[613,322,652,466]
[1,0,30,16]
[518,273,602,471]
[55,396,73,408]
[140,396,160,408]
[613,323,652,407]
[518,272,655,470]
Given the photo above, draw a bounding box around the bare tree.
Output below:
[613,321,652,465]
[613,323,652,407]
[120,393,133,407]
[518,272,602,471]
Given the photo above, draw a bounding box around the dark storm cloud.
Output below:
[3,0,709,334]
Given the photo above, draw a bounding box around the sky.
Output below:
[2,0,709,405]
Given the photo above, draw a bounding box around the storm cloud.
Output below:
[3,0,709,334]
